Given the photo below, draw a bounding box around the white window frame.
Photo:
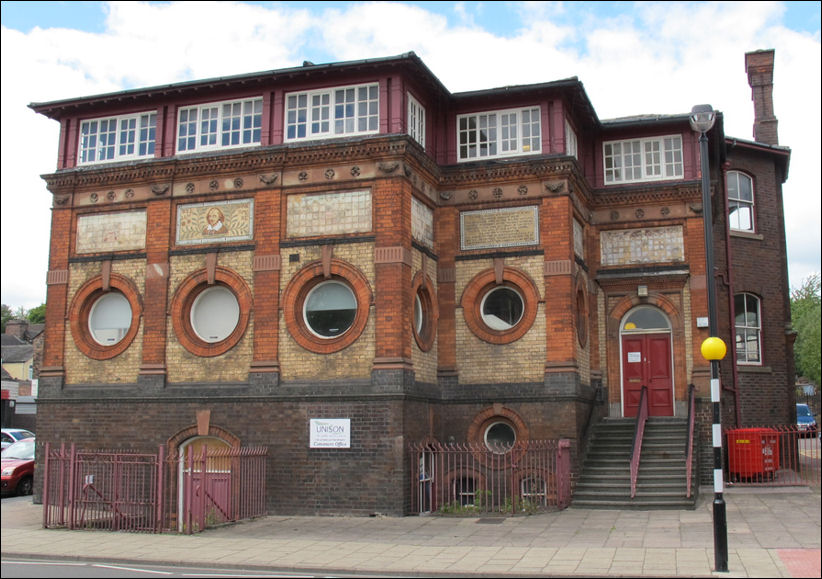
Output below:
[285,83,379,142]
[407,93,425,149]
[457,106,541,161]
[88,291,132,346]
[177,97,262,154]
[734,293,762,365]
[727,171,755,232]
[603,134,683,184]
[565,118,578,159]
[78,112,156,165]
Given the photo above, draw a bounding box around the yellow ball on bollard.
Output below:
[701,337,727,361]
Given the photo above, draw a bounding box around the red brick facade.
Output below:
[31,51,793,514]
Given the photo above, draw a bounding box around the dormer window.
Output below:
[78,112,156,165]
[177,97,262,153]
[457,106,541,161]
[603,135,683,184]
[285,83,379,141]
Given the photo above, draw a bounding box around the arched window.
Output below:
[735,293,761,364]
[727,171,755,232]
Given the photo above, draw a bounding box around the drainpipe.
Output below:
[720,159,743,427]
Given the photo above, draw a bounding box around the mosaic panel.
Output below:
[76,210,146,254]
[600,226,684,266]
[286,190,372,238]
[412,197,434,249]
[460,206,539,251]
[176,199,254,245]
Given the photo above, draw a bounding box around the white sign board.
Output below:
[309,418,351,449]
[627,352,642,363]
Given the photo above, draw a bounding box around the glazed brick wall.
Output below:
[411,248,438,384]
[279,242,375,381]
[35,397,410,516]
[64,260,145,384]
[455,255,546,384]
[166,252,254,383]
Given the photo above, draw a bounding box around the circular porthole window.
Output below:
[303,280,357,338]
[190,285,240,343]
[481,286,524,331]
[282,259,372,355]
[69,274,142,360]
[461,267,539,345]
[484,421,516,453]
[411,273,437,352]
[170,267,252,357]
[88,291,133,346]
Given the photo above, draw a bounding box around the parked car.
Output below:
[1,428,35,451]
[796,403,818,438]
[1,437,35,496]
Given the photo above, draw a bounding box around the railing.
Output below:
[724,426,820,488]
[629,386,648,498]
[685,383,696,498]
[43,443,268,533]
[409,439,572,516]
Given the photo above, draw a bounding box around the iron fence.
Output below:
[43,443,268,533]
[724,426,820,487]
[409,439,572,516]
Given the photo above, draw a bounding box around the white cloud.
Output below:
[1,0,819,310]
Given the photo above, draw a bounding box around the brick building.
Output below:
[30,49,793,515]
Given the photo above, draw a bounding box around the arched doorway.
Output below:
[620,306,674,417]
[178,435,232,532]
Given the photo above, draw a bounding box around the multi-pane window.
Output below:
[79,112,156,164]
[565,119,578,159]
[735,293,761,364]
[603,135,683,184]
[285,83,379,141]
[177,98,262,153]
[457,107,541,161]
[407,93,425,149]
[727,171,755,231]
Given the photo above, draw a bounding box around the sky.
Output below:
[1,1,820,311]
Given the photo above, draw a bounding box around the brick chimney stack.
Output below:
[5,319,27,340]
[745,49,779,145]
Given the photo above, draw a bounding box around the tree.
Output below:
[27,303,46,324]
[791,274,821,387]
[0,303,12,333]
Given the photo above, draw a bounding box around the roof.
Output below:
[1,344,34,364]
[28,52,601,128]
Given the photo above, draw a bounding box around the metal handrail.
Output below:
[685,384,696,498]
[630,386,648,499]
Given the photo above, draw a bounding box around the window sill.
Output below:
[730,230,764,241]
[737,365,771,374]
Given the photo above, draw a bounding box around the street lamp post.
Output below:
[690,104,729,573]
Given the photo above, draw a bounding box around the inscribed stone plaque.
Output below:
[460,206,539,251]
[412,197,434,249]
[176,199,254,245]
[76,210,146,254]
[600,226,684,266]
[287,190,372,238]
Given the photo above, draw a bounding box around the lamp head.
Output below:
[690,104,716,133]
[701,336,727,361]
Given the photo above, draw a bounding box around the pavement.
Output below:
[1,486,820,578]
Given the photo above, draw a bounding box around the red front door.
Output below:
[622,333,673,417]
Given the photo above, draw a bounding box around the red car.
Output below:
[1,437,35,496]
